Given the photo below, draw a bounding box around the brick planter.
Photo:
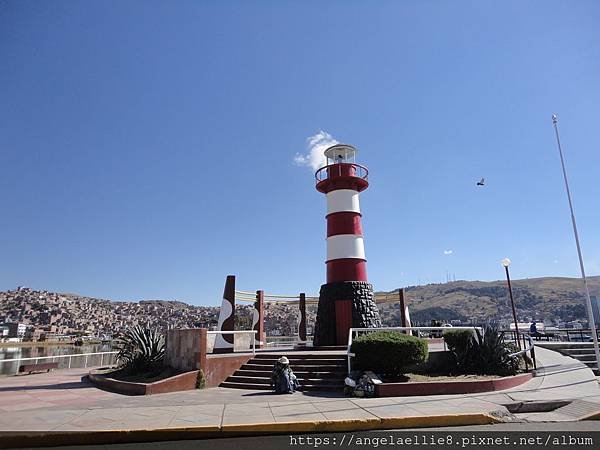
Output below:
[375,372,533,397]
[87,369,199,395]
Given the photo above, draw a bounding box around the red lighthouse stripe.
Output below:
[327,259,367,283]
[327,212,363,237]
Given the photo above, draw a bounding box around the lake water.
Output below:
[0,343,115,376]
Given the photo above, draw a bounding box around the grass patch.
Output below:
[404,373,501,382]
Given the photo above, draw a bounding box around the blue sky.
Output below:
[1,1,599,305]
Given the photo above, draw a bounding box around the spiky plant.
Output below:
[470,326,520,376]
[116,325,165,374]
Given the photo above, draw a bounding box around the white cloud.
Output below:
[294,130,338,171]
[443,250,453,255]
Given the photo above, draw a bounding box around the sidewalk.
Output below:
[0,347,599,444]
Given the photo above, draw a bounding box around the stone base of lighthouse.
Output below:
[313,281,382,347]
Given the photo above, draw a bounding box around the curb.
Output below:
[579,411,600,421]
[0,413,502,448]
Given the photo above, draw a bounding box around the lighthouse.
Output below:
[313,144,381,347]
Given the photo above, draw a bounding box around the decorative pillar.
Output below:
[313,144,382,347]
[252,290,265,348]
[214,275,235,353]
[399,289,412,333]
[299,293,307,342]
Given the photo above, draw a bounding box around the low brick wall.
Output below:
[375,372,533,397]
[165,328,254,388]
[165,329,204,372]
[204,354,253,387]
[87,370,199,395]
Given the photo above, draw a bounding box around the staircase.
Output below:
[220,353,347,391]
[537,342,599,375]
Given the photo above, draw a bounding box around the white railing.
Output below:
[265,336,314,348]
[207,330,258,354]
[0,351,118,375]
[346,326,483,375]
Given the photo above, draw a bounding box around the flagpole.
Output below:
[552,114,600,373]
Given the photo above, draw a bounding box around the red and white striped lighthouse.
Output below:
[313,144,381,346]
[317,145,369,283]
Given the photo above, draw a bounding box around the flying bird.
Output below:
[476,178,485,186]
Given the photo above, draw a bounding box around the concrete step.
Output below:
[567,354,597,361]
[234,369,345,379]
[562,348,596,355]
[311,346,348,351]
[226,375,343,386]
[220,381,344,391]
[220,381,271,390]
[220,351,348,392]
[253,354,346,361]
[249,358,346,365]
[536,343,595,350]
[242,363,345,371]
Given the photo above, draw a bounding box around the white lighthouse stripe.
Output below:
[326,189,360,215]
[326,234,366,261]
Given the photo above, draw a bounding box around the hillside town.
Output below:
[1,279,598,343]
[0,287,315,342]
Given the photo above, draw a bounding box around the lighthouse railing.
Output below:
[346,326,483,375]
[315,163,369,183]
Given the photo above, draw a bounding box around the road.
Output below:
[14,422,600,450]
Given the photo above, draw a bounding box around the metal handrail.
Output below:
[346,326,482,375]
[315,163,369,183]
[0,351,118,363]
[508,333,537,372]
[508,334,534,358]
[0,351,118,375]
[234,290,256,295]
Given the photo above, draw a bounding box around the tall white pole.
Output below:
[552,114,600,372]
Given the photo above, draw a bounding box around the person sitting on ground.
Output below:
[270,356,299,394]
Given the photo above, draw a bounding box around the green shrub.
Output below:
[350,331,428,377]
[196,369,206,389]
[116,325,165,374]
[443,329,475,372]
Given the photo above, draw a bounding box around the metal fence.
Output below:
[500,328,600,343]
[0,351,118,375]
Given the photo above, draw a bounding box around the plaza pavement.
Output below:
[0,347,599,446]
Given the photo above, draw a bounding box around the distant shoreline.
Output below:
[0,341,104,348]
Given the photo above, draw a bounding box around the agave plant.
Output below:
[470,326,520,376]
[116,325,165,373]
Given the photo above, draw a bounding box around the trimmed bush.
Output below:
[443,329,474,372]
[351,331,428,377]
[443,329,473,350]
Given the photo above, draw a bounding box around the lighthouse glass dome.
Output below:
[324,144,357,165]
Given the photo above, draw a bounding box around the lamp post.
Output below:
[552,114,600,372]
[502,258,521,350]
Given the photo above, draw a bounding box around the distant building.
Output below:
[0,322,26,338]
